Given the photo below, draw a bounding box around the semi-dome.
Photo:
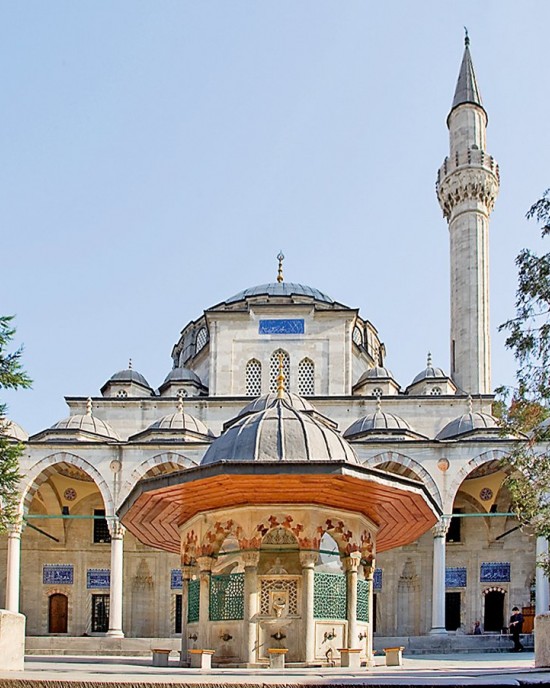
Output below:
[238,392,315,418]
[51,401,120,441]
[108,368,152,389]
[436,411,499,440]
[162,367,202,385]
[202,397,357,465]
[224,282,334,305]
[0,419,28,442]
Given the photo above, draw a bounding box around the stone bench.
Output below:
[151,648,171,667]
[383,646,404,666]
[189,648,215,669]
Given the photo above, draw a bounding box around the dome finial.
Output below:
[464,26,469,47]
[177,396,184,414]
[86,397,93,416]
[467,394,473,413]
[276,251,285,283]
[427,351,433,368]
[277,353,286,399]
[128,358,133,370]
[376,395,382,413]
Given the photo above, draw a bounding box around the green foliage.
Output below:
[499,190,550,574]
[0,316,31,533]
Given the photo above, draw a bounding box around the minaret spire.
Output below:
[436,34,500,395]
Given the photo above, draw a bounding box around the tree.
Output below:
[498,189,550,573]
[0,316,31,532]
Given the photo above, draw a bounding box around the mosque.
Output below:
[1,37,546,665]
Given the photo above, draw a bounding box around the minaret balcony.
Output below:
[436,148,500,188]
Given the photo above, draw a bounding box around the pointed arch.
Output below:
[20,452,115,517]
[298,357,315,395]
[363,451,442,509]
[270,349,290,393]
[119,452,199,504]
[245,358,262,397]
[446,449,509,512]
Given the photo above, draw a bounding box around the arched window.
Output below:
[270,350,290,393]
[298,358,315,395]
[195,327,208,353]
[430,386,442,396]
[352,325,363,347]
[372,387,383,397]
[245,359,262,397]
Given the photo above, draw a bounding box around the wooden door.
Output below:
[48,593,68,633]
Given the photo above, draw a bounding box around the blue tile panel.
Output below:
[259,319,305,335]
[171,569,183,590]
[373,568,383,590]
[43,564,74,585]
[87,569,110,589]
[480,562,511,583]
[446,567,467,588]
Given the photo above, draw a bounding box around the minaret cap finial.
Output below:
[86,397,93,416]
[276,352,286,399]
[376,395,382,413]
[276,251,285,283]
[177,396,184,414]
[467,394,473,414]
[427,351,433,368]
[464,26,470,47]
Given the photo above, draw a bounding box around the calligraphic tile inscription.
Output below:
[43,564,73,585]
[373,568,383,590]
[86,569,110,589]
[446,567,467,588]
[259,319,305,335]
[171,569,183,589]
[480,562,510,583]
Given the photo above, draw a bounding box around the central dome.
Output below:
[201,397,357,465]
[224,282,334,305]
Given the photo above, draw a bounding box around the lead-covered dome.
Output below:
[50,400,120,441]
[344,405,425,441]
[202,397,357,465]
[108,368,151,388]
[146,411,211,436]
[0,419,28,442]
[355,366,395,386]
[238,392,315,418]
[161,367,202,385]
[225,282,334,305]
[436,411,500,440]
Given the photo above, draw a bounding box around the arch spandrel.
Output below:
[20,452,115,518]
[445,449,509,513]
[119,452,199,505]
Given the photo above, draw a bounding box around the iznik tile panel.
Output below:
[259,319,305,335]
[446,567,467,588]
[43,564,74,585]
[480,562,510,583]
[373,568,383,590]
[171,569,183,590]
[86,569,110,589]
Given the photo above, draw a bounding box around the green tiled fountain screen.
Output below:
[187,578,200,623]
[210,573,245,621]
[313,572,347,619]
[356,578,369,622]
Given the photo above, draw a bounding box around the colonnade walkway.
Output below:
[0,652,548,687]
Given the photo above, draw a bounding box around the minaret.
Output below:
[436,32,500,395]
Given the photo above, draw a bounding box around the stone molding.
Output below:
[436,167,499,219]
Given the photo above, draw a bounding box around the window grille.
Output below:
[245,359,262,396]
[357,579,369,622]
[269,350,290,393]
[93,509,111,544]
[195,327,208,353]
[91,594,110,632]
[175,594,182,633]
[313,572,347,619]
[298,358,315,395]
[209,573,244,621]
[352,326,363,346]
[188,579,200,623]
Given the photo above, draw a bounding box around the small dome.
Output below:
[238,392,314,418]
[344,411,413,439]
[436,412,499,441]
[0,419,28,442]
[224,282,334,305]
[109,368,152,389]
[202,398,357,465]
[147,410,211,436]
[52,412,119,441]
[411,353,448,385]
[162,367,202,385]
[356,366,395,385]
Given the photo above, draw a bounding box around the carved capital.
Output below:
[7,521,24,537]
[108,518,125,539]
[437,167,499,219]
[241,550,260,569]
[343,551,362,574]
[181,564,195,581]
[196,555,214,573]
[299,550,318,569]
[432,517,451,539]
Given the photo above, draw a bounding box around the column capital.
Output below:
[299,550,318,569]
[7,521,24,537]
[196,556,214,573]
[242,550,260,568]
[108,518,125,538]
[343,551,361,573]
[181,564,195,581]
[432,517,450,539]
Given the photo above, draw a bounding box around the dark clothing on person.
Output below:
[510,610,524,651]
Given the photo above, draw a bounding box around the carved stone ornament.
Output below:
[432,517,451,538]
[436,167,499,219]
[299,550,318,568]
[108,518,125,538]
[241,550,260,568]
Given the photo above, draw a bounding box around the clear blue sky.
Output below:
[2,1,549,433]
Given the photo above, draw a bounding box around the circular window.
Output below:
[479,487,493,501]
[64,488,77,501]
[372,388,383,397]
[116,389,128,398]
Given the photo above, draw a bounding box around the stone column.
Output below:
[5,522,23,613]
[243,551,260,666]
[344,552,361,649]
[106,519,125,637]
[363,561,376,667]
[430,519,449,635]
[536,537,550,615]
[180,564,194,666]
[300,550,318,665]
[196,556,213,647]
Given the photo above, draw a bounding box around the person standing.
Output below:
[509,606,524,651]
